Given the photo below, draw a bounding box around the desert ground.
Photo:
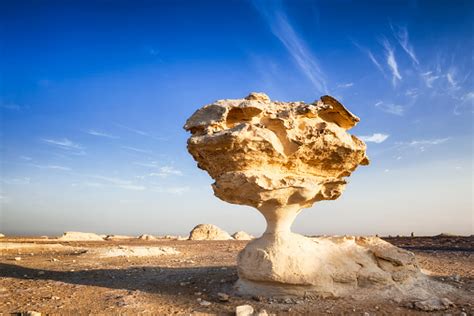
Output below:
[0,235,473,315]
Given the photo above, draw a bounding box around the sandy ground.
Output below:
[0,236,473,315]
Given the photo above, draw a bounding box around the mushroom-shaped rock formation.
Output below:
[184,93,440,298]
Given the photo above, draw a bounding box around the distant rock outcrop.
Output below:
[58,232,104,241]
[0,233,5,238]
[232,231,254,240]
[138,234,157,240]
[104,235,134,241]
[188,224,232,240]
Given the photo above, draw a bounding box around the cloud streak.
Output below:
[359,133,389,143]
[252,0,327,93]
[41,138,85,155]
[391,25,419,65]
[375,101,404,116]
[86,129,118,139]
[382,39,402,86]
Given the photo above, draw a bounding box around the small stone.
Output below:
[25,312,41,316]
[200,300,211,306]
[236,305,254,316]
[14,257,21,261]
[180,281,190,286]
[412,297,455,311]
[194,292,202,296]
[256,310,269,316]
[363,313,370,316]
[217,292,229,302]
[460,312,467,316]
[38,271,45,275]
[453,274,461,282]
[51,258,59,262]
[51,296,60,300]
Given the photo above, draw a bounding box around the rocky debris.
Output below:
[58,232,104,241]
[137,234,157,240]
[89,246,179,258]
[199,300,211,306]
[188,224,232,240]
[409,297,455,311]
[104,235,134,241]
[217,292,230,302]
[184,93,446,300]
[24,312,42,316]
[236,304,254,316]
[14,256,22,261]
[232,231,254,240]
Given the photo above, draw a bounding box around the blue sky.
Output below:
[1,0,472,236]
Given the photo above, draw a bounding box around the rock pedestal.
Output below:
[184,93,430,298]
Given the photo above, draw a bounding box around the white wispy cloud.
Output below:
[407,138,450,146]
[19,155,33,161]
[31,164,72,171]
[91,175,132,185]
[421,71,440,88]
[41,138,84,151]
[152,186,190,195]
[122,146,152,154]
[86,129,118,139]
[375,101,404,116]
[391,25,419,65]
[382,39,402,86]
[147,166,183,178]
[252,0,327,93]
[115,123,149,136]
[359,133,389,143]
[3,177,31,185]
[367,50,385,76]
[337,82,354,88]
[117,184,146,191]
[446,68,460,90]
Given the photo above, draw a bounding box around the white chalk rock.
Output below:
[184,93,448,299]
[138,234,157,240]
[232,231,254,240]
[104,235,134,241]
[188,224,232,240]
[58,232,104,241]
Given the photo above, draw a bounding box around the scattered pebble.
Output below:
[14,257,22,261]
[37,271,45,275]
[199,300,211,306]
[180,281,190,286]
[236,304,254,316]
[194,292,202,296]
[217,292,230,302]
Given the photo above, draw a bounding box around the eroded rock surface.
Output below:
[58,232,104,241]
[184,93,445,299]
[232,231,254,240]
[188,224,232,240]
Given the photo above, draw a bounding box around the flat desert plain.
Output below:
[0,235,473,315]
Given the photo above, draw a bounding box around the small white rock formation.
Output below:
[184,93,448,299]
[58,232,104,241]
[232,231,254,240]
[104,234,134,241]
[188,224,232,240]
[138,234,157,240]
[0,233,5,238]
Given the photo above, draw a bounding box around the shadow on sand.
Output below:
[0,263,239,296]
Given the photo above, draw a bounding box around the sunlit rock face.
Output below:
[184,92,368,219]
[184,93,431,298]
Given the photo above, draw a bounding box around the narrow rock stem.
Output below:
[258,204,301,234]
